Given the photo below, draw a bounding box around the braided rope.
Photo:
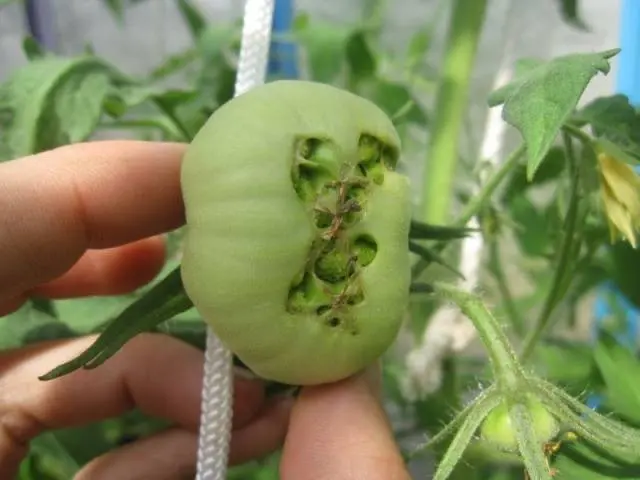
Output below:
[194,1,274,478]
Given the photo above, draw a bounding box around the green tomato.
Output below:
[480,396,560,453]
[180,80,411,385]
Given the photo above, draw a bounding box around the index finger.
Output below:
[0,141,186,299]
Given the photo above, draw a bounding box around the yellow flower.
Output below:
[597,151,640,248]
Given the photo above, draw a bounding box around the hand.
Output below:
[0,141,411,479]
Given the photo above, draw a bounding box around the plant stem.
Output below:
[412,143,525,279]
[519,133,581,362]
[420,0,488,224]
[456,144,526,226]
[488,238,525,336]
[562,123,594,147]
[431,282,522,389]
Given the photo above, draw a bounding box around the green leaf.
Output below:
[149,48,199,80]
[405,27,436,73]
[509,196,557,257]
[607,240,640,309]
[54,296,135,333]
[409,241,464,279]
[176,0,208,41]
[555,0,589,30]
[0,56,114,158]
[345,30,377,81]
[488,49,619,180]
[28,433,80,478]
[409,220,476,240]
[40,267,194,380]
[361,79,427,125]
[554,441,640,479]
[159,318,207,351]
[103,0,125,23]
[22,323,76,345]
[152,89,210,139]
[31,297,58,318]
[196,25,240,107]
[574,94,640,161]
[502,146,567,203]
[294,19,350,83]
[593,332,640,422]
[532,340,597,394]
[102,84,164,117]
[22,37,45,60]
[594,138,640,169]
[0,300,62,349]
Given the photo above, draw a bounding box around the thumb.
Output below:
[280,363,411,480]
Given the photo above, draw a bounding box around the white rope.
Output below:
[401,0,517,401]
[194,1,274,478]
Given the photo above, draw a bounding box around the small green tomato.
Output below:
[180,80,412,386]
[480,396,560,453]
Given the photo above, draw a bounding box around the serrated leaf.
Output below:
[40,267,194,380]
[593,332,640,422]
[574,94,640,161]
[488,49,619,180]
[0,56,115,158]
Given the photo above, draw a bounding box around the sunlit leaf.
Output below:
[489,49,619,180]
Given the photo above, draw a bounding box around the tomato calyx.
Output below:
[480,396,560,454]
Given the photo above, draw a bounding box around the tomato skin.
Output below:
[180,80,411,385]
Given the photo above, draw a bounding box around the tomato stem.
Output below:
[519,133,582,362]
[431,282,522,390]
[419,0,488,225]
